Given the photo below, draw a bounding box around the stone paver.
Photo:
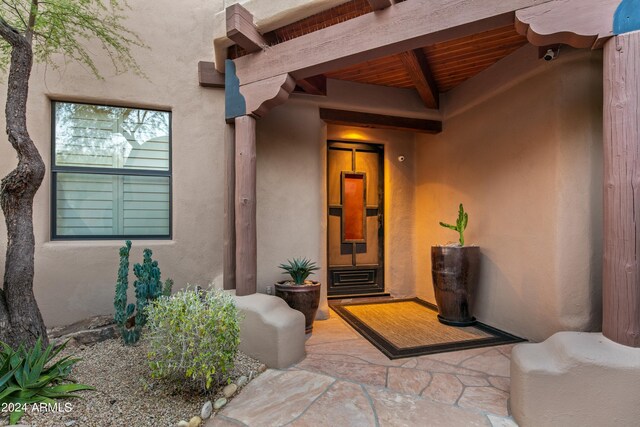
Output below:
[461,349,511,377]
[219,369,334,426]
[459,386,510,416]
[290,381,376,427]
[421,372,464,404]
[386,366,432,395]
[207,314,520,426]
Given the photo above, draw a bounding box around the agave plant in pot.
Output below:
[275,258,321,333]
[431,203,480,326]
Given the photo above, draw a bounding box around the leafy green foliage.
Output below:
[146,287,241,391]
[0,0,145,78]
[278,258,320,285]
[114,241,172,345]
[439,203,469,246]
[0,338,93,424]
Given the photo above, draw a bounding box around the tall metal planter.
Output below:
[431,246,480,326]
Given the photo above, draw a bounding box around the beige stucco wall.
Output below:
[0,0,229,326]
[255,83,427,316]
[415,47,603,341]
[0,0,605,341]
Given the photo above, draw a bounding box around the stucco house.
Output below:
[1,0,639,425]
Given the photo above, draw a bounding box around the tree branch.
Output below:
[0,16,24,47]
[26,0,38,44]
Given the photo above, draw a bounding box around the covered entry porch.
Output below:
[204,0,640,424]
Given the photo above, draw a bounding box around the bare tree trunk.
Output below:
[0,20,48,348]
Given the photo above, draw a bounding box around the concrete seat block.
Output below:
[233,293,306,369]
[511,332,640,427]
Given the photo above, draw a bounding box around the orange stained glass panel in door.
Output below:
[342,172,366,242]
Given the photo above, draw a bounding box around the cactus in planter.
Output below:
[439,203,469,246]
[114,241,172,345]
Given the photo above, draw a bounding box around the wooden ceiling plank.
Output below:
[426,25,519,50]
[226,3,267,53]
[434,56,516,73]
[327,74,410,86]
[368,0,392,11]
[425,35,527,60]
[398,49,439,109]
[430,46,525,70]
[328,64,409,81]
[319,108,442,134]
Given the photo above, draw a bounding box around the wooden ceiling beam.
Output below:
[515,0,618,49]
[368,0,392,11]
[320,108,442,134]
[198,61,225,88]
[296,75,327,96]
[226,3,267,53]
[398,50,439,109]
[233,0,553,86]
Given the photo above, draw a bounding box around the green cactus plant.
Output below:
[439,203,469,246]
[114,241,133,332]
[114,241,172,345]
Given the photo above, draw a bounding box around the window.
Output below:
[52,101,171,239]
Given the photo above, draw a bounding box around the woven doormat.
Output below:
[330,298,524,359]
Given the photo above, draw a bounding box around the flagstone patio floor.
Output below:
[206,312,520,427]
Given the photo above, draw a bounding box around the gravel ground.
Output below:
[5,338,263,427]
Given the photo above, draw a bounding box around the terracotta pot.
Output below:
[430,246,480,326]
[275,281,321,333]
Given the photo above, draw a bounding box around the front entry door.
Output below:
[328,141,384,296]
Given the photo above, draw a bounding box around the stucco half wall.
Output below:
[415,47,604,342]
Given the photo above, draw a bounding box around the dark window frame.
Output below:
[50,100,173,241]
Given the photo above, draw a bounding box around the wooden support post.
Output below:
[234,116,257,296]
[223,123,236,290]
[602,31,640,347]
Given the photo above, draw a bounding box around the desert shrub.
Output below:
[146,287,240,390]
[0,338,93,424]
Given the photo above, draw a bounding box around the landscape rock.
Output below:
[48,315,118,347]
[223,383,237,398]
[188,415,202,427]
[237,375,248,387]
[214,397,227,410]
[258,363,267,373]
[201,400,212,419]
[176,421,189,427]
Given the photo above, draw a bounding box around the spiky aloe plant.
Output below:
[439,203,469,246]
[278,258,320,285]
[0,338,94,424]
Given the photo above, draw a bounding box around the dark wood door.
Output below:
[327,141,384,296]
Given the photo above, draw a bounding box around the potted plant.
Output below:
[431,203,480,326]
[275,258,321,333]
